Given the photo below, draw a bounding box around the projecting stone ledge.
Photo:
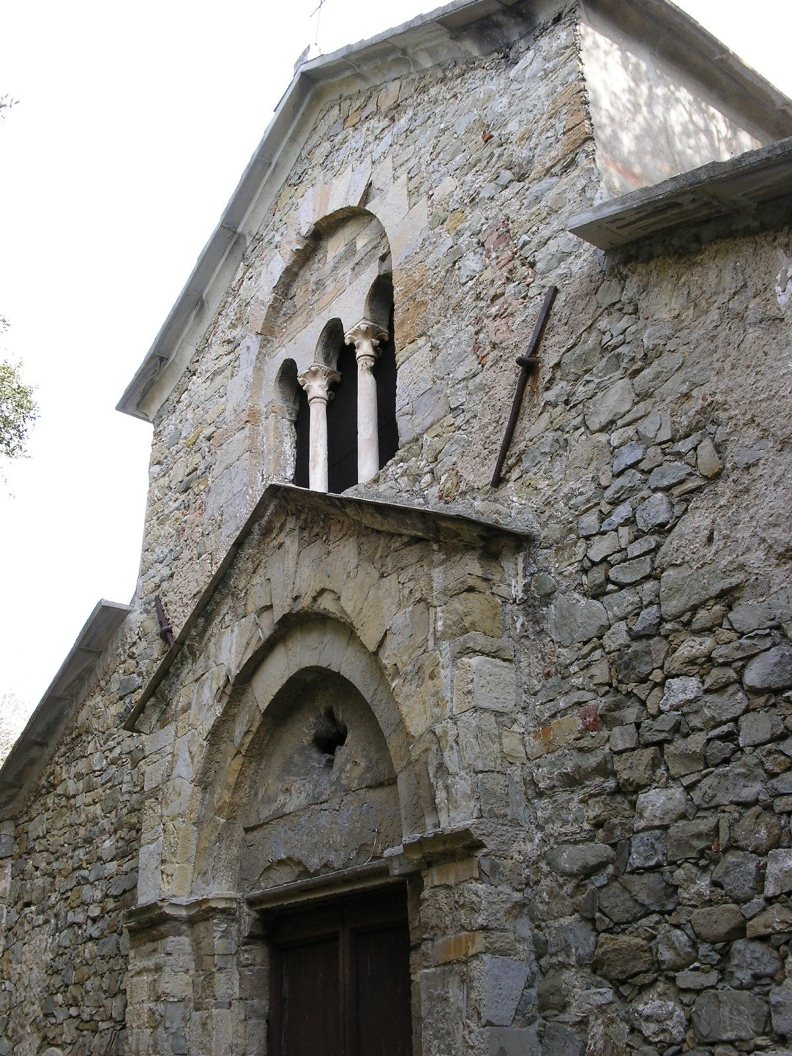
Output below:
[569,136,792,250]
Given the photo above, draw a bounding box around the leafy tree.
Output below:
[0,692,30,765]
[0,348,37,460]
[0,97,37,461]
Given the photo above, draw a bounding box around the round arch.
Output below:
[187,615,436,897]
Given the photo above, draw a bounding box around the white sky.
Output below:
[1,0,791,726]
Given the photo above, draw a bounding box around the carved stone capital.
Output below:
[344,319,389,367]
[298,362,341,404]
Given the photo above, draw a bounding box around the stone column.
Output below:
[345,319,389,483]
[298,363,340,492]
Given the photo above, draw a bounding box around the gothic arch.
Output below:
[188,615,436,897]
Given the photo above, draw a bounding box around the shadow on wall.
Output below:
[581,21,762,196]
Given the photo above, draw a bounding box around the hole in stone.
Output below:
[312,707,348,762]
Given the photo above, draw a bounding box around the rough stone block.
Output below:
[692,989,768,1042]
[483,956,532,1026]
[453,656,516,714]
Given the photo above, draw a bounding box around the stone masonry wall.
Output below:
[2,2,792,1054]
[0,614,149,1056]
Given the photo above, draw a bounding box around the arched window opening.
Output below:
[327,340,358,494]
[376,300,399,472]
[315,318,345,369]
[364,272,393,330]
[276,359,310,488]
[364,274,398,473]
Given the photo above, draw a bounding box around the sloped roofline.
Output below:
[122,483,536,731]
[116,0,792,422]
[0,600,131,819]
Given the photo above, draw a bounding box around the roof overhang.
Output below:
[569,135,792,250]
[123,483,535,730]
[0,600,131,819]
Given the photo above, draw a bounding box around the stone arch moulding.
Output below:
[188,614,440,900]
[251,205,397,494]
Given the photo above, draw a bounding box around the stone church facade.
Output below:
[2,1,792,1053]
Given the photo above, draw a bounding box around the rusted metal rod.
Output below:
[154,595,175,648]
[490,285,557,487]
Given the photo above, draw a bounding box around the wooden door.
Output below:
[269,887,412,1056]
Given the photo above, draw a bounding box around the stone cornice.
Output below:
[122,483,534,731]
[569,135,792,250]
[124,894,239,939]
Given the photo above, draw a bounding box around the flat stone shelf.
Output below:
[569,136,792,250]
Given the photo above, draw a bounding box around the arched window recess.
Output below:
[295,276,398,494]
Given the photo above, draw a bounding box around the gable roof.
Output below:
[116,0,792,423]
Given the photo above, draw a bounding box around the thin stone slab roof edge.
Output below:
[115,0,792,422]
[568,136,792,250]
[122,482,535,731]
[0,599,131,820]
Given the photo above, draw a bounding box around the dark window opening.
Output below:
[376,303,398,472]
[268,887,413,1056]
[295,384,310,488]
[327,339,358,494]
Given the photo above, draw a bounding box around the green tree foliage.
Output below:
[0,348,37,460]
[0,97,35,461]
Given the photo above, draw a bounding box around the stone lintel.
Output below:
[569,136,792,250]
[123,483,534,731]
[124,894,239,938]
[247,861,396,913]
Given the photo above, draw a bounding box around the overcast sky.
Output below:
[1,1,791,728]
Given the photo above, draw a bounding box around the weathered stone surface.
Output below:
[546,843,614,877]
[692,989,768,1042]
[692,760,765,808]
[668,817,717,861]
[613,747,660,791]
[635,786,689,830]
[660,564,740,619]
[631,990,687,1044]
[594,935,653,980]
[483,956,531,1027]
[690,904,746,942]
[770,984,792,1037]
[549,596,609,647]
[660,676,703,712]
[696,437,722,478]
[747,905,792,938]
[712,851,761,902]
[739,708,784,746]
[585,378,635,432]
[743,643,792,691]
[728,940,782,986]
[656,925,696,971]
[765,849,792,897]
[732,807,781,854]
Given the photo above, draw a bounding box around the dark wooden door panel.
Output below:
[279,936,341,1056]
[351,924,412,1056]
[270,887,412,1056]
